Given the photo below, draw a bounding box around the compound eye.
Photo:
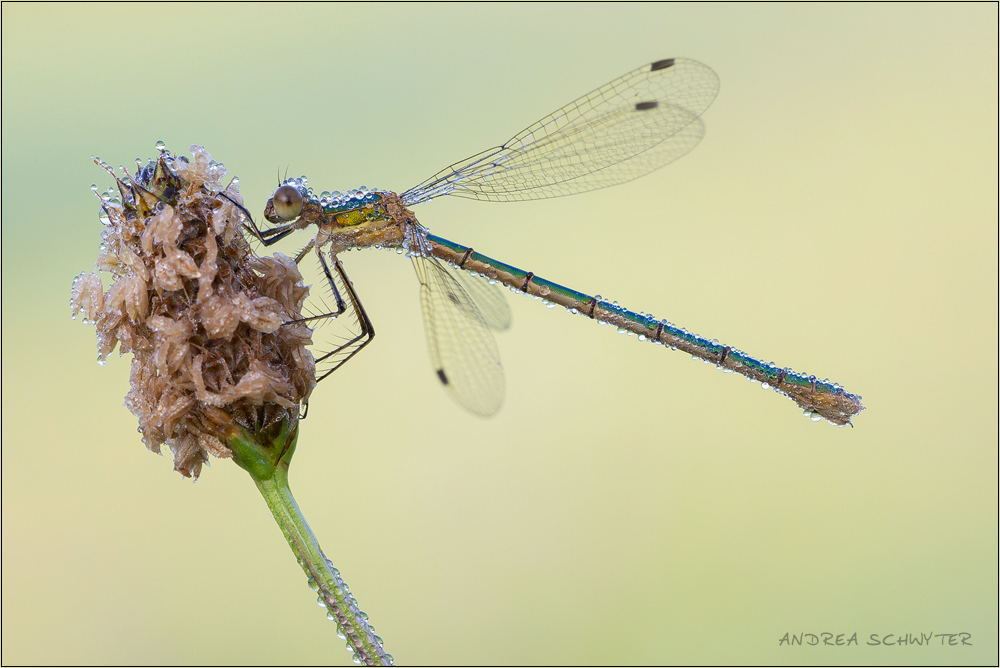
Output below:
[272,185,303,220]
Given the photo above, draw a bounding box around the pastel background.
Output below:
[2,4,996,665]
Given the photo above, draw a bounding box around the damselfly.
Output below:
[234,57,864,425]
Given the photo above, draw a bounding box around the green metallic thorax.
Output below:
[317,191,394,228]
[309,187,412,253]
[264,184,411,253]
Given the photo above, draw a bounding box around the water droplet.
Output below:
[154,140,166,151]
[810,412,822,422]
[761,382,770,390]
[537,285,551,296]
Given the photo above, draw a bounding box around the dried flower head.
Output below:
[72,144,316,478]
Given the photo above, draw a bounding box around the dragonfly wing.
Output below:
[401,57,718,205]
[413,255,504,416]
[448,263,512,331]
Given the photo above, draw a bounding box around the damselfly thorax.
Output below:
[262,187,418,258]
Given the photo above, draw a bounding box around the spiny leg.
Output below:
[287,245,348,328]
[219,192,299,246]
[294,238,316,265]
[218,193,374,393]
[307,250,376,383]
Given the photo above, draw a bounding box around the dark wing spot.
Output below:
[635,101,659,111]
[436,369,449,385]
[651,58,675,71]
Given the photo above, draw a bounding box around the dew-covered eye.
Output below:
[272,185,303,220]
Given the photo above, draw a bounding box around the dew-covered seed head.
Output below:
[272,185,303,220]
[72,143,317,479]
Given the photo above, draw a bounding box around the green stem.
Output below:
[228,418,392,666]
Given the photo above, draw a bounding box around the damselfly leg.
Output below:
[224,192,376,387]
[222,193,300,246]
[310,250,375,383]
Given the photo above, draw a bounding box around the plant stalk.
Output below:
[229,418,392,666]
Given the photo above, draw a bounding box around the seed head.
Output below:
[72,145,316,478]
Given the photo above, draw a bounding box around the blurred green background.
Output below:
[2,4,996,665]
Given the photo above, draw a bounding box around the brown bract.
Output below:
[72,145,316,478]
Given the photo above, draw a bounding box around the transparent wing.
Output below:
[449,265,511,331]
[413,255,504,416]
[401,57,718,205]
